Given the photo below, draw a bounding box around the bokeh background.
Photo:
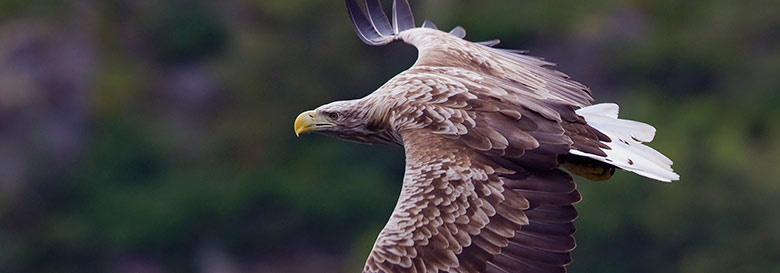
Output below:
[1,0,779,272]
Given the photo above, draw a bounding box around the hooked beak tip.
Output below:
[294,110,318,136]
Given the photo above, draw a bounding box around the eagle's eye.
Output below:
[328,112,340,120]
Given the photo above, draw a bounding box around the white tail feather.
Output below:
[571,103,679,182]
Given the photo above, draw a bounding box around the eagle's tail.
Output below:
[569,103,680,182]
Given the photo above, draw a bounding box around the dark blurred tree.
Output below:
[144,1,226,63]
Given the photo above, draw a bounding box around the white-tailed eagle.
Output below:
[294,1,679,272]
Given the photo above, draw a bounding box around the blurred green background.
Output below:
[1,0,778,272]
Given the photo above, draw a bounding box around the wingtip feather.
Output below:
[392,0,416,34]
[365,0,394,35]
[346,0,396,45]
[449,26,466,38]
[422,19,438,30]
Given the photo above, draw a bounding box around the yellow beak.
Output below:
[294,110,333,136]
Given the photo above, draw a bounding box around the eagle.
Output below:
[293,1,679,272]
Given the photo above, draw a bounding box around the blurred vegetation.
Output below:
[0,0,778,272]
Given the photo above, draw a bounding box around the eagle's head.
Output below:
[294,98,400,145]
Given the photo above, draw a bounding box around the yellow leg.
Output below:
[560,162,615,181]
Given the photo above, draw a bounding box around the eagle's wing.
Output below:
[364,127,581,273]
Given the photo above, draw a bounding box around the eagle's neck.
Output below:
[349,95,401,146]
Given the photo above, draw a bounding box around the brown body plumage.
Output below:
[294,1,678,272]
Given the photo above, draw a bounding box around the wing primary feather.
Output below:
[365,0,394,35]
[392,0,416,34]
[449,26,466,38]
[477,39,501,47]
[503,49,530,54]
[422,19,438,29]
[346,0,391,45]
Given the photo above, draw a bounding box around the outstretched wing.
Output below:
[364,127,581,273]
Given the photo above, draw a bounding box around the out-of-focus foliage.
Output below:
[0,0,778,272]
